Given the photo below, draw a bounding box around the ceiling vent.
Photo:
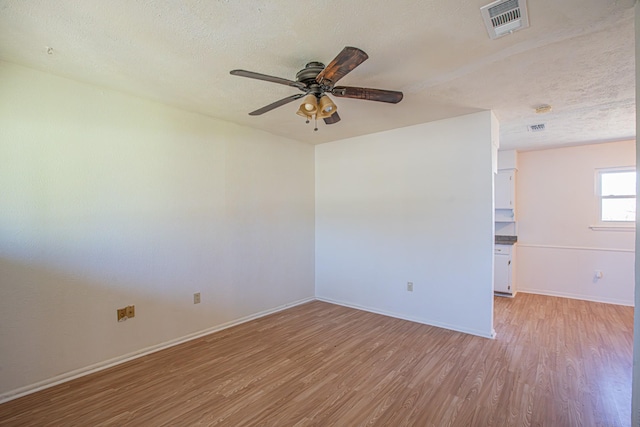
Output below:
[527,123,545,132]
[481,0,530,39]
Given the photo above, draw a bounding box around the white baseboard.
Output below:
[315,296,496,339]
[0,297,315,404]
[517,289,634,307]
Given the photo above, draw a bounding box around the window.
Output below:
[597,168,636,222]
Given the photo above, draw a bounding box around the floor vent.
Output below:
[481,0,530,39]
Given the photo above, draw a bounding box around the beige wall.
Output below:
[516,140,635,305]
[0,61,315,398]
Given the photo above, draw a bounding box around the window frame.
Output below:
[595,166,636,226]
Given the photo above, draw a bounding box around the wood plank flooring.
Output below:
[0,293,634,426]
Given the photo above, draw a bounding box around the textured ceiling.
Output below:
[0,0,635,150]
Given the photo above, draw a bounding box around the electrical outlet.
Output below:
[125,305,135,318]
[117,308,127,322]
[194,293,201,304]
[407,282,414,292]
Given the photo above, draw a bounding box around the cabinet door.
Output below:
[495,171,514,209]
[494,252,511,293]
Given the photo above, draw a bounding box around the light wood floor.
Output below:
[0,293,634,426]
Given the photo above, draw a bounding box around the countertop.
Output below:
[495,235,517,245]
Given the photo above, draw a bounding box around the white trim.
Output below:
[315,296,496,340]
[516,290,633,307]
[589,225,636,232]
[517,243,634,253]
[0,297,315,404]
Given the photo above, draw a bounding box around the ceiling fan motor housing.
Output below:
[296,62,325,86]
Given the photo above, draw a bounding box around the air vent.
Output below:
[481,0,530,39]
[527,123,545,132]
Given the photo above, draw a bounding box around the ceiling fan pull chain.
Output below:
[314,115,318,132]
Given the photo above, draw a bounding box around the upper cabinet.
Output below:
[495,170,515,210]
[495,150,518,222]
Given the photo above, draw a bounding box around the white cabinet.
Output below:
[494,244,515,295]
[495,170,515,209]
[495,169,516,222]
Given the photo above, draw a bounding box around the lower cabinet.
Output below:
[494,244,515,295]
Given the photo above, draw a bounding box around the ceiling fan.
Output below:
[230,47,403,130]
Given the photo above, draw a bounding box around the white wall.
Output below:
[516,140,635,305]
[315,112,497,338]
[0,62,315,398]
[630,3,639,423]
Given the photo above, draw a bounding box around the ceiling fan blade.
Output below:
[323,112,341,125]
[249,94,305,116]
[230,69,306,90]
[316,47,368,85]
[332,86,403,104]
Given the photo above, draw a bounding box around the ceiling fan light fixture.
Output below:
[316,95,338,119]
[296,94,318,118]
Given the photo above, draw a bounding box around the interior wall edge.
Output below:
[0,296,315,405]
[631,1,640,425]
